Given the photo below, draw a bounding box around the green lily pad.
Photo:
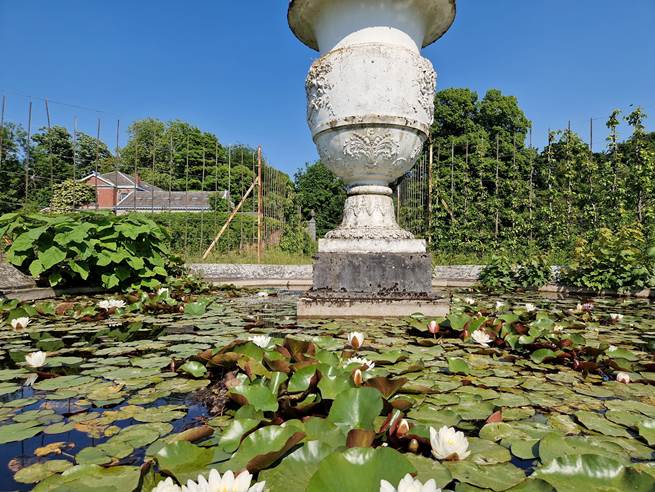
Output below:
[307,447,414,492]
[14,460,73,484]
[446,461,525,491]
[33,464,141,492]
[259,441,335,492]
[327,387,382,431]
[533,454,655,492]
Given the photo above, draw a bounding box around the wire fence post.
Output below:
[0,95,5,168]
[95,118,101,211]
[257,145,263,264]
[25,101,32,204]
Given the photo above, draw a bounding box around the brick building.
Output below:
[80,172,224,213]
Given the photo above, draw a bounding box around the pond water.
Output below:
[0,290,653,491]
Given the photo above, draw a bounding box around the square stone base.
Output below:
[312,252,432,294]
[297,292,449,319]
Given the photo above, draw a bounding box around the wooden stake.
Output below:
[202,179,258,260]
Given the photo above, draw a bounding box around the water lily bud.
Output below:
[428,320,439,335]
[408,438,420,454]
[616,372,630,384]
[353,369,364,386]
[347,331,365,350]
[396,419,410,437]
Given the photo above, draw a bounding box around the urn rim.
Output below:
[288,0,456,51]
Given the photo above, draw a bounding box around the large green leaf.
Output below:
[156,441,215,483]
[306,447,414,492]
[225,423,306,472]
[38,246,67,271]
[533,454,655,492]
[327,387,383,430]
[231,384,279,412]
[317,364,354,399]
[446,462,525,491]
[33,465,141,492]
[259,441,336,492]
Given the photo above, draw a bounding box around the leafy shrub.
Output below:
[146,212,266,257]
[561,224,655,291]
[49,179,96,212]
[208,192,229,212]
[478,255,516,290]
[479,254,552,290]
[514,256,553,288]
[279,223,316,256]
[0,212,179,291]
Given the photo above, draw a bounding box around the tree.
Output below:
[294,161,346,237]
[0,123,26,213]
[49,179,96,212]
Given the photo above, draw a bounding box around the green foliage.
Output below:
[514,256,553,289]
[207,192,229,212]
[49,179,96,212]
[294,161,346,237]
[279,223,316,256]
[0,212,177,291]
[479,254,552,290]
[424,90,655,260]
[479,255,516,290]
[561,223,655,291]
[145,212,261,258]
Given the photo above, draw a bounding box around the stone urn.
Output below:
[289,0,455,255]
[289,0,456,310]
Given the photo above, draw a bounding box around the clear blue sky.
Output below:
[1,1,653,176]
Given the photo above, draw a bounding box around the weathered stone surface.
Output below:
[0,263,36,292]
[188,264,312,281]
[312,252,432,294]
[298,292,449,319]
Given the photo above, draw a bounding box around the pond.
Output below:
[0,289,654,491]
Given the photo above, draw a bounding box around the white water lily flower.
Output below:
[464,297,476,306]
[255,291,269,298]
[25,351,47,368]
[152,477,182,492]
[430,426,470,461]
[524,303,537,312]
[157,287,170,296]
[608,345,618,352]
[98,299,126,310]
[181,469,265,492]
[471,330,493,348]
[616,372,630,384]
[249,335,272,349]
[344,356,375,370]
[11,317,30,330]
[495,301,505,310]
[380,474,441,492]
[347,331,365,349]
[609,313,624,322]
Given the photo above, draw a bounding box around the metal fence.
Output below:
[0,92,291,261]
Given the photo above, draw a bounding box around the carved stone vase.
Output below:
[289,0,456,299]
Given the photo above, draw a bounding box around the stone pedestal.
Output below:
[313,252,432,294]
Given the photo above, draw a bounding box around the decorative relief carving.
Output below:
[305,61,333,121]
[343,130,399,168]
[325,193,415,240]
[325,227,415,240]
[416,57,436,121]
